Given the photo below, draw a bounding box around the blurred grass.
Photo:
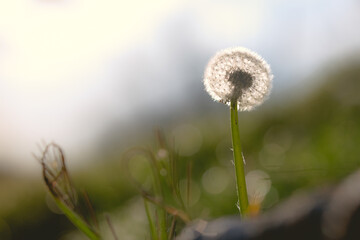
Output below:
[2,63,360,239]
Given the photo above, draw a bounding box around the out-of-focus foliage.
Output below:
[1,63,360,239]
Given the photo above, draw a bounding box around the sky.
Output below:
[0,0,360,174]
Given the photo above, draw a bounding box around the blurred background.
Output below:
[1,0,360,239]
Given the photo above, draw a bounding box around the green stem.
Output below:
[230,100,249,216]
[150,155,167,240]
[144,199,158,240]
[54,197,100,240]
[157,209,167,240]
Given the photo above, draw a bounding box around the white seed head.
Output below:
[203,47,273,111]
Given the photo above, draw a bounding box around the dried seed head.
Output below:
[204,47,273,111]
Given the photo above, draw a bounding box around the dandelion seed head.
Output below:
[204,47,273,111]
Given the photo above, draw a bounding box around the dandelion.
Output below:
[204,47,272,111]
[203,47,273,217]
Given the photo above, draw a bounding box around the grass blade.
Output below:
[53,197,100,240]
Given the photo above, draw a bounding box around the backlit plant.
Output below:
[203,47,273,216]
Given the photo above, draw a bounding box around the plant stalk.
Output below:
[230,100,249,216]
[54,197,100,240]
[144,199,158,240]
[150,155,167,240]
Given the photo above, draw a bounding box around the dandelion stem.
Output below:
[230,99,249,216]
